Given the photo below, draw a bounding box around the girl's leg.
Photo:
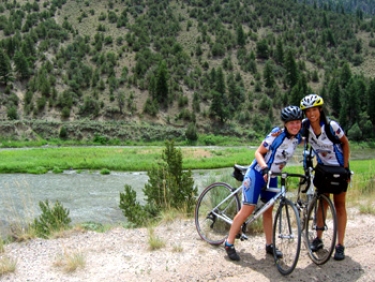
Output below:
[226,205,255,244]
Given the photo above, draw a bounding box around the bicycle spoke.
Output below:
[273,199,301,275]
[195,182,240,245]
[304,194,337,265]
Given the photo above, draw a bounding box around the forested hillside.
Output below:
[0,0,374,143]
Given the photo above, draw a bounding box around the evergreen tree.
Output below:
[328,78,341,117]
[263,60,275,89]
[117,91,125,114]
[348,123,362,141]
[326,29,336,46]
[0,50,12,85]
[236,25,246,47]
[14,50,30,79]
[256,39,269,59]
[155,60,169,108]
[288,84,301,106]
[214,67,226,95]
[340,62,352,89]
[366,78,375,125]
[275,38,284,65]
[284,49,299,89]
[345,79,361,128]
[209,90,229,123]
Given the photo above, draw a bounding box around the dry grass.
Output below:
[53,251,86,273]
[172,243,183,253]
[0,238,4,253]
[0,256,17,275]
[147,228,166,251]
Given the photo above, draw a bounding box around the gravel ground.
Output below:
[1,207,375,282]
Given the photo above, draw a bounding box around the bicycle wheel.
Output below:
[195,182,241,245]
[273,198,301,275]
[304,193,337,265]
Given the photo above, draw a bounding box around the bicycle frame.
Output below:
[209,171,305,228]
[195,168,306,275]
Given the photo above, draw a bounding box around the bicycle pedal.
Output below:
[240,234,248,241]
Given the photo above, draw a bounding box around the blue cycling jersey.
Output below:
[242,128,302,206]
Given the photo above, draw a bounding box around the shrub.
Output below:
[7,106,18,120]
[119,140,198,227]
[100,168,110,175]
[30,200,71,238]
[59,126,68,139]
[185,122,198,141]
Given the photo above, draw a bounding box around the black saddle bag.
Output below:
[313,163,348,194]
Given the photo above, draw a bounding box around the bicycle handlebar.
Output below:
[265,171,309,191]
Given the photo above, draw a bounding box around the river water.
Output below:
[0,168,222,236]
[0,146,373,236]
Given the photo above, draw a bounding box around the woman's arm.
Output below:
[340,134,350,169]
[255,142,270,181]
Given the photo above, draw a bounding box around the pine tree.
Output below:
[275,38,284,65]
[340,62,351,89]
[210,90,229,123]
[284,49,299,89]
[263,60,275,89]
[0,50,12,85]
[328,78,341,117]
[117,91,125,114]
[14,50,30,79]
[155,60,169,108]
[366,78,375,125]
[256,39,269,59]
[214,67,226,95]
[236,25,246,47]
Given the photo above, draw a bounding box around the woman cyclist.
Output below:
[300,94,350,260]
[224,106,303,261]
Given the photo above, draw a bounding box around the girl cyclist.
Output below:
[300,94,350,260]
[224,106,303,261]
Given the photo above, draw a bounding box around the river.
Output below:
[0,168,221,236]
[0,146,373,237]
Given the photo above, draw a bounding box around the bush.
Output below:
[119,140,198,227]
[185,122,198,141]
[30,200,71,238]
[59,126,68,139]
[100,168,110,175]
[7,106,18,120]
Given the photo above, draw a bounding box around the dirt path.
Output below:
[1,207,375,282]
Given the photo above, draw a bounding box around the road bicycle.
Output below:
[194,165,304,275]
[295,146,338,265]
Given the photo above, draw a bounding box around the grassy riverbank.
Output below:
[0,145,374,176]
[0,146,258,173]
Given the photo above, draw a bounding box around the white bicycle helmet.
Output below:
[300,94,324,110]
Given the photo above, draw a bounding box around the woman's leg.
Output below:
[226,205,255,244]
[263,206,274,245]
[333,192,347,246]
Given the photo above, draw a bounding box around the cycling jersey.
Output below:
[251,128,302,173]
[242,128,302,206]
[303,119,345,166]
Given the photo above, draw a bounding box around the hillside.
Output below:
[0,0,374,142]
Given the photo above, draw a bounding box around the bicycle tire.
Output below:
[195,182,241,245]
[304,193,337,265]
[273,198,301,275]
